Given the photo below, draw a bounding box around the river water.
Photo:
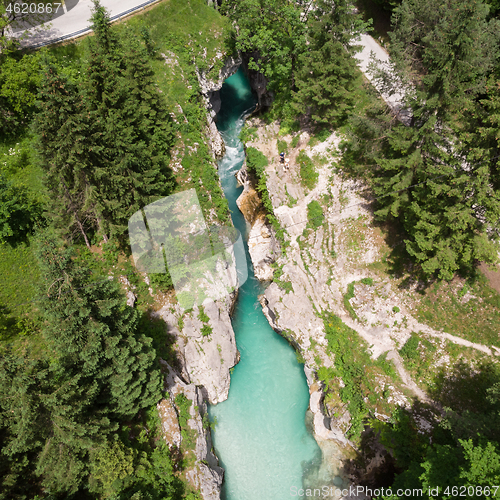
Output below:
[208,69,322,499]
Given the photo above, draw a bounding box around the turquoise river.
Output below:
[208,69,322,499]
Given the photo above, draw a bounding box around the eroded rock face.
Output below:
[161,362,224,500]
[156,297,238,405]
[236,162,280,281]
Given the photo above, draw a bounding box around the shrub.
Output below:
[307,200,324,229]
[201,324,212,337]
[198,305,210,324]
[399,334,419,361]
[277,139,288,155]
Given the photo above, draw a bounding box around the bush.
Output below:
[399,334,419,361]
[0,175,42,244]
[246,146,268,177]
[198,305,210,323]
[307,200,324,229]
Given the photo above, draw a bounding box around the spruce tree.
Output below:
[83,1,175,240]
[34,64,95,248]
[292,0,366,126]
[371,0,500,279]
[30,232,162,492]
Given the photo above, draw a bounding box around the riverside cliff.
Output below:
[144,53,243,499]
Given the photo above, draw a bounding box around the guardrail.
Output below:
[25,0,163,48]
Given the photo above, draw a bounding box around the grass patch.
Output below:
[0,240,40,317]
[297,150,318,190]
[277,139,288,154]
[198,305,210,323]
[416,273,500,348]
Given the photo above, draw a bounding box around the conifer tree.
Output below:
[30,232,162,492]
[34,65,95,248]
[371,0,500,279]
[83,1,175,239]
[292,0,366,126]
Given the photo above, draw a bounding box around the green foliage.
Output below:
[416,273,500,347]
[0,175,42,244]
[89,437,135,496]
[292,0,367,126]
[222,0,307,116]
[272,264,294,293]
[399,334,419,363]
[0,51,43,135]
[343,282,358,321]
[291,135,300,148]
[34,3,176,244]
[323,313,374,437]
[201,324,213,337]
[306,200,324,229]
[297,150,318,190]
[367,0,500,280]
[277,139,288,155]
[149,269,173,293]
[239,124,258,144]
[198,306,210,324]
[246,146,288,247]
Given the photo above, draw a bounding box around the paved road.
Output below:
[14,0,160,47]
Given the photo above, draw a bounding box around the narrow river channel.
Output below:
[208,68,322,499]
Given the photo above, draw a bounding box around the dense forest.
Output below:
[0,0,223,498]
[1,0,500,498]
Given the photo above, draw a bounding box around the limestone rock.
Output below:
[126,290,136,307]
[236,163,280,281]
[181,299,239,404]
[247,217,279,281]
[157,398,182,449]
[162,362,224,500]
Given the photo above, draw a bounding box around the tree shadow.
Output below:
[139,310,182,374]
[0,305,21,343]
